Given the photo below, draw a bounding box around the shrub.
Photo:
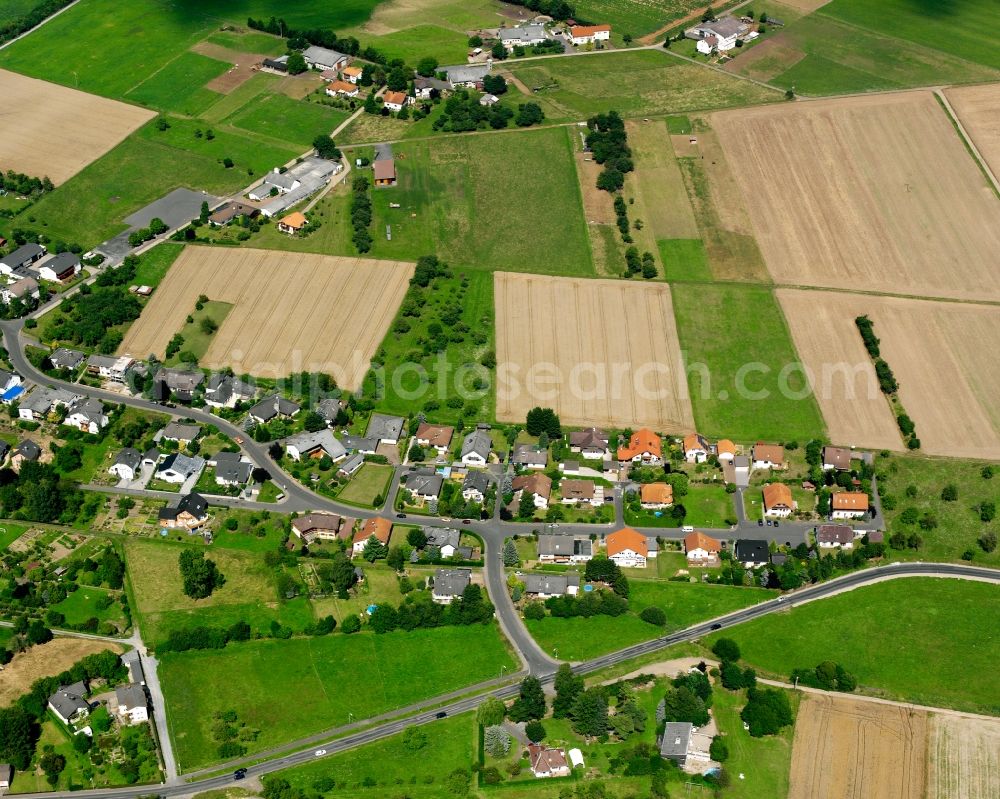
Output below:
[709,735,729,762]
[639,606,667,626]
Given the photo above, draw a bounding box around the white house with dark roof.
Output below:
[37,251,81,282]
[0,243,45,275]
[160,422,200,443]
[686,16,747,53]
[443,63,491,88]
[406,469,443,501]
[48,680,90,726]
[64,397,108,434]
[522,572,579,598]
[114,683,148,725]
[512,444,547,469]
[49,347,85,372]
[211,451,253,486]
[248,394,301,424]
[432,568,470,603]
[427,528,460,558]
[499,24,548,49]
[460,428,492,465]
[110,448,142,481]
[284,429,347,462]
[367,413,404,444]
[462,470,490,503]
[156,453,205,483]
[205,373,255,409]
[569,427,610,460]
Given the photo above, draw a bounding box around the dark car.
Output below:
[234,769,248,781]
[710,623,722,631]
[773,520,780,528]
[757,519,764,527]
[435,711,448,719]
[462,519,472,525]
[396,513,407,519]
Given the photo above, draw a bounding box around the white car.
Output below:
[314,750,327,757]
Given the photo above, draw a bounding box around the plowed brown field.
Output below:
[494,272,694,431]
[119,247,413,389]
[714,92,1000,301]
[0,68,154,184]
[789,693,926,799]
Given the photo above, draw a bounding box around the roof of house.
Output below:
[408,470,443,497]
[115,683,146,710]
[340,433,377,452]
[461,428,492,459]
[570,24,611,36]
[7,275,38,297]
[41,251,80,274]
[528,744,569,773]
[513,443,547,466]
[303,45,347,65]
[285,429,347,460]
[753,443,785,464]
[213,451,252,484]
[734,539,770,563]
[156,367,204,393]
[279,211,307,230]
[570,427,608,449]
[176,492,208,518]
[292,513,343,535]
[48,681,89,720]
[14,438,40,460]
[67,396,105,422]
[697,17,744,38]
[249,394,301,421]
[817,524,855,544]
[49,347,85,369]
[684,531,721,553]
[316,397,345,420]
[443,63,491,84]
[0,243,44,267]
[433,567,471,596]
[338,453,364,473]
[640,482,673,504]
[462,470,490,494]
[205,373,255,403]
[832,492,869,511]
[618,428,662,460]
[716,439,736,458]
[606,527,648,558]
[823,446,853,470]
[157,452,205,477]
[499,24,547,41]
[659,722,692,758]
[561,479,595,500]
[523,572,579,595]
[416,422,454,448]
[383,90,407,105]
[113,448,142,472]
[373,159,396,181]
[208,201,257,225]
[327,79,357,93]
[343,65,363,76]
[734,455,750,469]
[427,528,460,549]
[161,421,200,441]
[682,433,709,453]
[355,516,392,544]
[512,472,552,499]
[367,413,404,441]
[763,482,793,509]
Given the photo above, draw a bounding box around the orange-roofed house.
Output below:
[684,531,722,565]
[277,212,307,235]
[762,483,794,517]
[617,428,662,464]
[830,492,869,520]
[682,433,710,463]
[570,24,611,45]
[383,90,411,112]
[605,527,650,568]
[352,517,392,554]
[640,482,673,509]
[715,439,736,462]
[342,65,363,84]
[325,79,359,98]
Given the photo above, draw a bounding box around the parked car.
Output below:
[233,769,247,781]
[435,711,448,719]
[396,513,407,519]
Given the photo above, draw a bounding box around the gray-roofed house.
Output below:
[0,243,45,275]
[158,492,209,531]
[522,572,580,598]
[11,439,41,472]
[114,683,148,725]
[340,434,378,454]
[413,75,450,99]
[155,367,204,402]
[204,373,256,409]
[659,722,693,766]
[460,428,492,466]
[64,397,109,434]
[316,397,346,423]
[686,16,747,53]
[734,539,770,568]
[432,568,471,604]
[444,63,491,88]
[367,413,404,444]
[37,251,81,282]
[212,451,253,486]
[569,427,610,459]
[337,452,364,477]
[302,45,348,71]
[160,422,201,443]
[248,394,301,424]
[1,275,40,304]
[156,453,205,483]
[121,650,144,684]
[513,444,547,469]
[537,535,593,563]
[86,354,133,383]
[284,429,347,462]
[426,528,460,558]
[462,471,490,503]
[48,680,90,725]
[110,448,142,481]
[49,347,85,372]
[406,469,442,501]
[499,24,548,48]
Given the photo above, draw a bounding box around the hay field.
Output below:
[494,272,694,431]
[928,714,1000,799]
[0,69,154,184]
[627,119,699,240]
[777,289,903,451]
[0,639,123,707]
[945,83,1000,181]
[714,92,1000,301]
[119,246,413,388]
[777,289,1000,459]
[788,693,926,799]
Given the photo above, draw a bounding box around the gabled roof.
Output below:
[817,524,854,544]
[513,443,547,466]
[284,429,347,460]
[499,24,547,41]
[0,243,44,267]
[640,482,673,504]
[523,572,579,594]
[512,472,551,499]
[832,492,868,511]
[606,527,647,557]
[569,427,609,449]
[684,531,721,553]
[427,528,460,549]
[462,470,490,494]
[416,422,454,448]
[115,683,146,710]
[716,439,736,458]
[433,567,470,596]
[302,45,347,65]
[367,413,404,441]
[213,451,252,484]
[249,394,301,421]
[560,479,594,500]
[161,422,200,441]
[682,433,708,453]
[407,470,443,497]
[570,24,611,36]
[823,446,853,470]
[373,159,396,181]
[157,452,205,477]
[752,442,785,464]
[734,539,770,563]
[159,492,208,521]
[383,90,407,105]
[292,513,343,535]
[763,482,793,509]
[14,438,41,460]
[114,448,142,471]
[461,428,492,459]
[355,516,392,544]
[618,428,661,460]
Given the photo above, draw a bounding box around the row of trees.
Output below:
[587,111,634,192]
[855,315,919,449]
[0,169,54,199]
[350,175,373,253]
[0,0,74,44]
[368,583,494,633]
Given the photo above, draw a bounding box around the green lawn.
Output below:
[159,624,514,770]
[626,483,734,528]
[165,300,232,365]
[124,52,228,114]
[228,93,350,149]
[876,453,1000,567]
[335,462,393,507]
[133,242,185,287]
[658,238,711,282]
[205,30,286,55]
[710,577,1000,715]
[527,579,775,661]
[356,23,470,65]
[50,586,125,627]
[507,49,781,122]
[200,72,282,124]
[672,283,825,442]
[0,521,29,550]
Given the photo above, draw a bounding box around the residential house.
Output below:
[155,368,204,402]
[248,394,301,424]
[569,24,611,45]
[87,354,133,383]
[373,158,397,187]
[432,568,470,603]
[160,422,200,444]
[114,684,148,725]
[49,348,85,372]
[315,397,346,424]
[382,90,411,112]
[831,492,868,520]
[461,428,492,465]
[659,722,694,767]
[415,423,454,455]
[325,80,360,98]
[734,539,770,568]
[569,427,610,460]
[816,523,855,549]
[640,482,673,509]
[302,46,348,71]
[337,452,364,477]
[682,433,710,463]
[752,443,785,470]
[427,528,461,558]
[605,527,650,568]
[47,681,90,725]
[537,534,593,563]
[10,439,41,472]
[1,275,39,304]
[277,211,308,235]
[64,397,108,434]
[413,75,449,98]
[367,413,404,444]
[352,517,393,554]
[528,745,571,778]
[822,446,853,471]
[340,434,378,454]
[156,453,205,483]
[158,492,209,531]
[212,451,253,487]
[763,482,794,517]
[716,439,736,462]
[522,572,580,598]
[292,513,348,543]
[499,24,549,49]
[142,448,161,468]
[618,428,662,464]
[18,386,78,421]
[37,252,81,282]
[560,479,597,506]
[109,448,142,481]
[462,470,490,503]
[0,243,45,275]
[406,469,443,502]
[513,443,547,469]
[443,63,491,89]
[686,17,747,54]
[512,472,552,509]
[683,531,722,565]
[208,201,259,227]
[204,373,255,408]
[342,65,363,83]
[0,370,20,394]
[284,429,347,461]
[559,460,581,476]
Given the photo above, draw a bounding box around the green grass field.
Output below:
[165,300,232,365]
[572,0,707,38]
[124,52,228,115]
[205,30,286,55]
[159,624,514,770]
[710,577,1000,715]
[658,238,711,282]
[335,463,393,507]
[228,93,350,149]
[200,72,283,123]
[528,579,775,661]
[358,23,470,65]
[672,283,825,442]
[507,49,780,121]
[50,587,125,627]
[0,521,29,550]
[133,242,185,287]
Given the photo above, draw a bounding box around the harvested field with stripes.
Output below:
[493,272,694,431]
[119,246,413,388]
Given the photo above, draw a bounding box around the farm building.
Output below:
[569,24,611,45]
[302,46,348,71]
[373,159,397,186]
[499,24,549,49]
[685,17,748,53]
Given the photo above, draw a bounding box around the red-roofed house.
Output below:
[352,517,392,553]
[617,428,662,464]
[606,527,650,568]
[830,492,868,520]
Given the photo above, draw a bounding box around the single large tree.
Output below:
[509,676,546,722]
[553,663,584,718]
[178,549,225,599]
[571,688,609,737]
